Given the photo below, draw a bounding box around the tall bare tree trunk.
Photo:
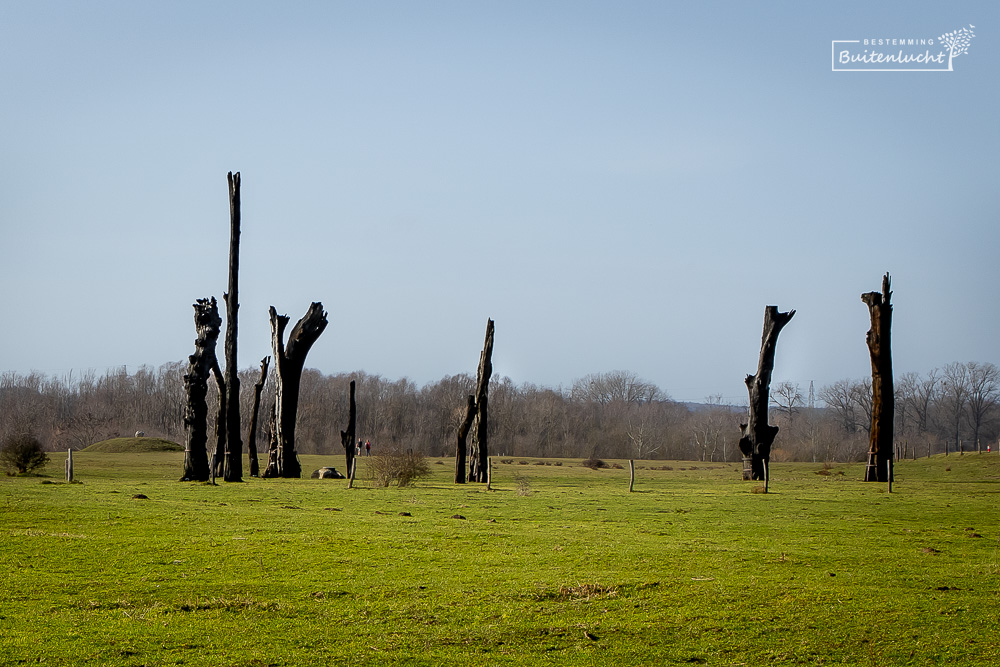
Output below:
[454,394,476,484]
[738,306,795,490]
[246,356,270,477]
[468,319,494,483]
[341,380,357,479]
[863,273,894,482]
[180,298,222,482]
[265,302,328,478]
[223,171,243,482]
[211,360,226,478]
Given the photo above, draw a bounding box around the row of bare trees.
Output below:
[6,363,996,464]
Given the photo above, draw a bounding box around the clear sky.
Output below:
[1,1,997,404]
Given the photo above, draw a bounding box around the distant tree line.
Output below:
[1,363,996,463]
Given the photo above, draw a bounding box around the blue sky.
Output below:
[1,1,996,403]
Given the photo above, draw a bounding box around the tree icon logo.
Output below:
[938,24,975,71]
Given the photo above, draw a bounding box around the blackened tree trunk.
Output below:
[454,394,476,484]
[246,356,270,477]
[341,380,357,478]
[265,302,328,478]
[862,273,894,482]
[211,360,226,478]
[223,171,243,482]
[738,306,795,491]
[468,319,494,483]
[181,298,222,482]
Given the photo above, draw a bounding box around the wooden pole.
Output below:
[65,449,73,482]
[486,457,492,491]
[222,171,243,482]
[629,459,635,493]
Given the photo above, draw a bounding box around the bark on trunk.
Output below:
[265,302,328,478]
[223,171,243,482]
[468,319,494,483]
[341,380,357,479]
[454,394,476,484]
[211,360,226,479]
[246,356,270,477]
[862,273,894,482]
[180,298,222,482]
[738,306,795,490]
[262,403,279,478]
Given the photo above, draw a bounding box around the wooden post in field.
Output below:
[65,449,73,482]
[341,380,357,480]
[486,457,492,491]
[629,460,635,492]
[887,457,893,493]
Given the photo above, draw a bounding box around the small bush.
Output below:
[368,449,431,487]
[582,458,608,470]
[1,434,49,474]
[500,459,514,464]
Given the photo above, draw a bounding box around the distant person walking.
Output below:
[365,440,371,456]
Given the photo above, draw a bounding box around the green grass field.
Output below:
[2,452,998,666]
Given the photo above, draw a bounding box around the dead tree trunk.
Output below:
[223,171,243,482]
[863,273,894,482]
[468,319,495,483]
[738,306,795,489]
[266,302,328,478]
[246,356,270,477]
[211,360,226,479]
[454,394,476,484]
[262,403,279,478]
[180,298,222,482]
[341,380,357,479]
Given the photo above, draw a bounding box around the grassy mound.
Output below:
[83,437,183,453]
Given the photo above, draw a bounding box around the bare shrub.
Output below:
[1,434,49,474]
[513,472,532,496]
[581,458,608,470]
[368,448,430,487]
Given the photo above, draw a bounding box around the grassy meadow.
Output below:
[2,451,999,666]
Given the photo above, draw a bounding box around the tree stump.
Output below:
[246,356,270,477]
[454,394,476,484]
[738,306,795,491]
[180,298,222,482]
[341,380,357,482]
[265,302,328,478]
[862,273,894,482]
[468,319,494,483]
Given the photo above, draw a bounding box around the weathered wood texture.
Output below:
[468,319,495,483]
[738,306,795,489]
[264,302,328,478]
[863,273,894,482]
[341,380,357,480]
[223,171,243,482]
[180,298,222,482]
[246,356,270,478]
[454,394,476,484]
[211,360,226,478]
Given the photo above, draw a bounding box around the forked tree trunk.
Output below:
[341,380,357,479]
[454,394,476,484]
[265,302,328,478]
[246,356,270,477]
[223,171,243,482]
[863,273,894,482]
[180,298,222,482]
[738,306,795,490]
[468,319,494,483]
